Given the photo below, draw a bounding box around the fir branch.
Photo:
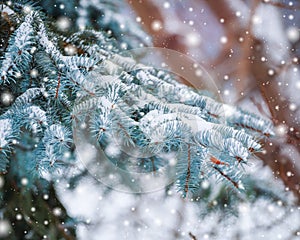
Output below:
[213,166,239,189]
[0,0,274,198]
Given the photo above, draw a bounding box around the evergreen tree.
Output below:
[0,1,295,239]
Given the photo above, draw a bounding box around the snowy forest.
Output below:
[0,0,300,239]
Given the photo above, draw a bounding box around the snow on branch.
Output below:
[0,1,274,196]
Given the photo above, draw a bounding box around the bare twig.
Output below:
[189,231,198,240]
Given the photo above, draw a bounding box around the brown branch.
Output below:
[256,140,300,204]
[234,0,260,94]
[261,0,300,10]
[127,0,186,52]
[150,156,156,173]
[251,39,300,152]
[126,0,198,87]
[55,73,61,99]
[189,232,198,240]
[213,166,239,189]
[206,0,300,202]
[185,144,191,196]
[205,0,260,95]
[70,78,95,96]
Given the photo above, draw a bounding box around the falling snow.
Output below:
[1,0,300,240]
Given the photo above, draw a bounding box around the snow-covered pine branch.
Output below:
[0,11,35,84]
[0,1,274,197]
[0,119,13,170]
